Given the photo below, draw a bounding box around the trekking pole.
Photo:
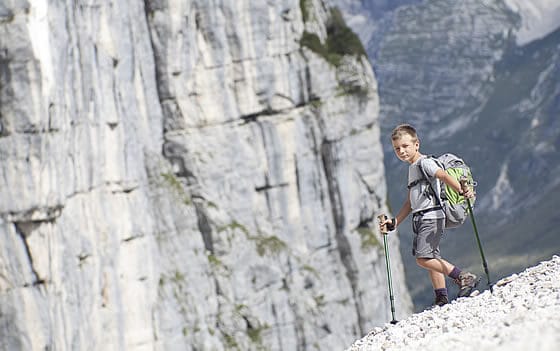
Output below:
[460,179,493,292]
[377,215,398,324]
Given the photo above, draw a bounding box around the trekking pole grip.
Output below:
[459,177,469,193]
[378,214,388,234]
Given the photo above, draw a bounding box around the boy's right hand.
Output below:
[377,215,396,234]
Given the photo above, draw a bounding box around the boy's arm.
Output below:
[434,169,474,198]
[379,190,411,234]
[394,192,412,226]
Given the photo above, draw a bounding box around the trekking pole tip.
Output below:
[390,320,398,325]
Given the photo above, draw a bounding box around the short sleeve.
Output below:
[420,158,442,178]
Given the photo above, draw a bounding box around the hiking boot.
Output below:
[434,294,449,307]
[455,272,480,298]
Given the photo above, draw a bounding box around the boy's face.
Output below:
[392,134,419,164]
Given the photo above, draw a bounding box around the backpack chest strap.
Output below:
[412,206,444,218]
[407,178,425,189]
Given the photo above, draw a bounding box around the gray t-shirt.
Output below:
[408,156,445,219]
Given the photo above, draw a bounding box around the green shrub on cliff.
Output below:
[300,7,367,67]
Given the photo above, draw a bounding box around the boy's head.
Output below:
[391,124,418,142]
[391,124,420,164]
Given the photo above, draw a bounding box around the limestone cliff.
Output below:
[0,0,411,350]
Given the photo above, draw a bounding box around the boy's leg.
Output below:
[411,217,477,301]
[418,257,479,297]
[416,257,455,277]
[412,217,464,279]
[428,269,445,289]
[412,216,450,305]
[430,271,449,307]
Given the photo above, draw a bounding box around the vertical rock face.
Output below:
[0,1,411,350]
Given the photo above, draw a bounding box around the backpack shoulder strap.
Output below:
[417,156,445,208]
[407,156,435,189]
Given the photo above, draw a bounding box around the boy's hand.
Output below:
[459,177,475,199]
[462,187,475,198]
[377,215,396,235]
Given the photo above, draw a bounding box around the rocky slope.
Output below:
[347,255,560,351]
[0,0,412,350]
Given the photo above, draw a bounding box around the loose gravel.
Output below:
[346,255,560,351]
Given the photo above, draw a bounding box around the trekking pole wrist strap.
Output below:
[387,218,396,231]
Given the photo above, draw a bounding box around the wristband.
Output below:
[386,218,396,231]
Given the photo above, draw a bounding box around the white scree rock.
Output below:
[347,255,560,351]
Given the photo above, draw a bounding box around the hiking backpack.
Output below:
[418,153,476,229]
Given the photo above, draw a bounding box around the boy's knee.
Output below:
[416,257,428,267]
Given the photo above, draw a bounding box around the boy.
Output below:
[379,124,479,306]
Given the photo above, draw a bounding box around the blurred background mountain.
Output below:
[334,0,560,310]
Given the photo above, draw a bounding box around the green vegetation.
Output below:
[302,264,320,279]
[326,8,366,59]
[181,324,201,337]
[157,271,190,319]
[314,294,326,308]
[217,220,250,236]
[250,234,288,257]
[247,324,268,345]
[223,333,239,349]
[161,172,182,192]
[336,297,350,306]
[172,270,185,283]
[161,172,192,205]
[234,304,247,314]
[356,226,381,251]
[336,84,369,99]
[300,7,366,67]
[301,31,327,58]
[207,253,222,267]
[235,305,269,347]
[300,0,309,22]
[216,221,287,257]
[309,98,323,109]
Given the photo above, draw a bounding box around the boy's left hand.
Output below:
[459,177,475,198]
[462,187,475,198]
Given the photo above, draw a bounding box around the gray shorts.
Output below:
[412,216,445,259]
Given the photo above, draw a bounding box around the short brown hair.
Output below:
[391,124,418,141]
